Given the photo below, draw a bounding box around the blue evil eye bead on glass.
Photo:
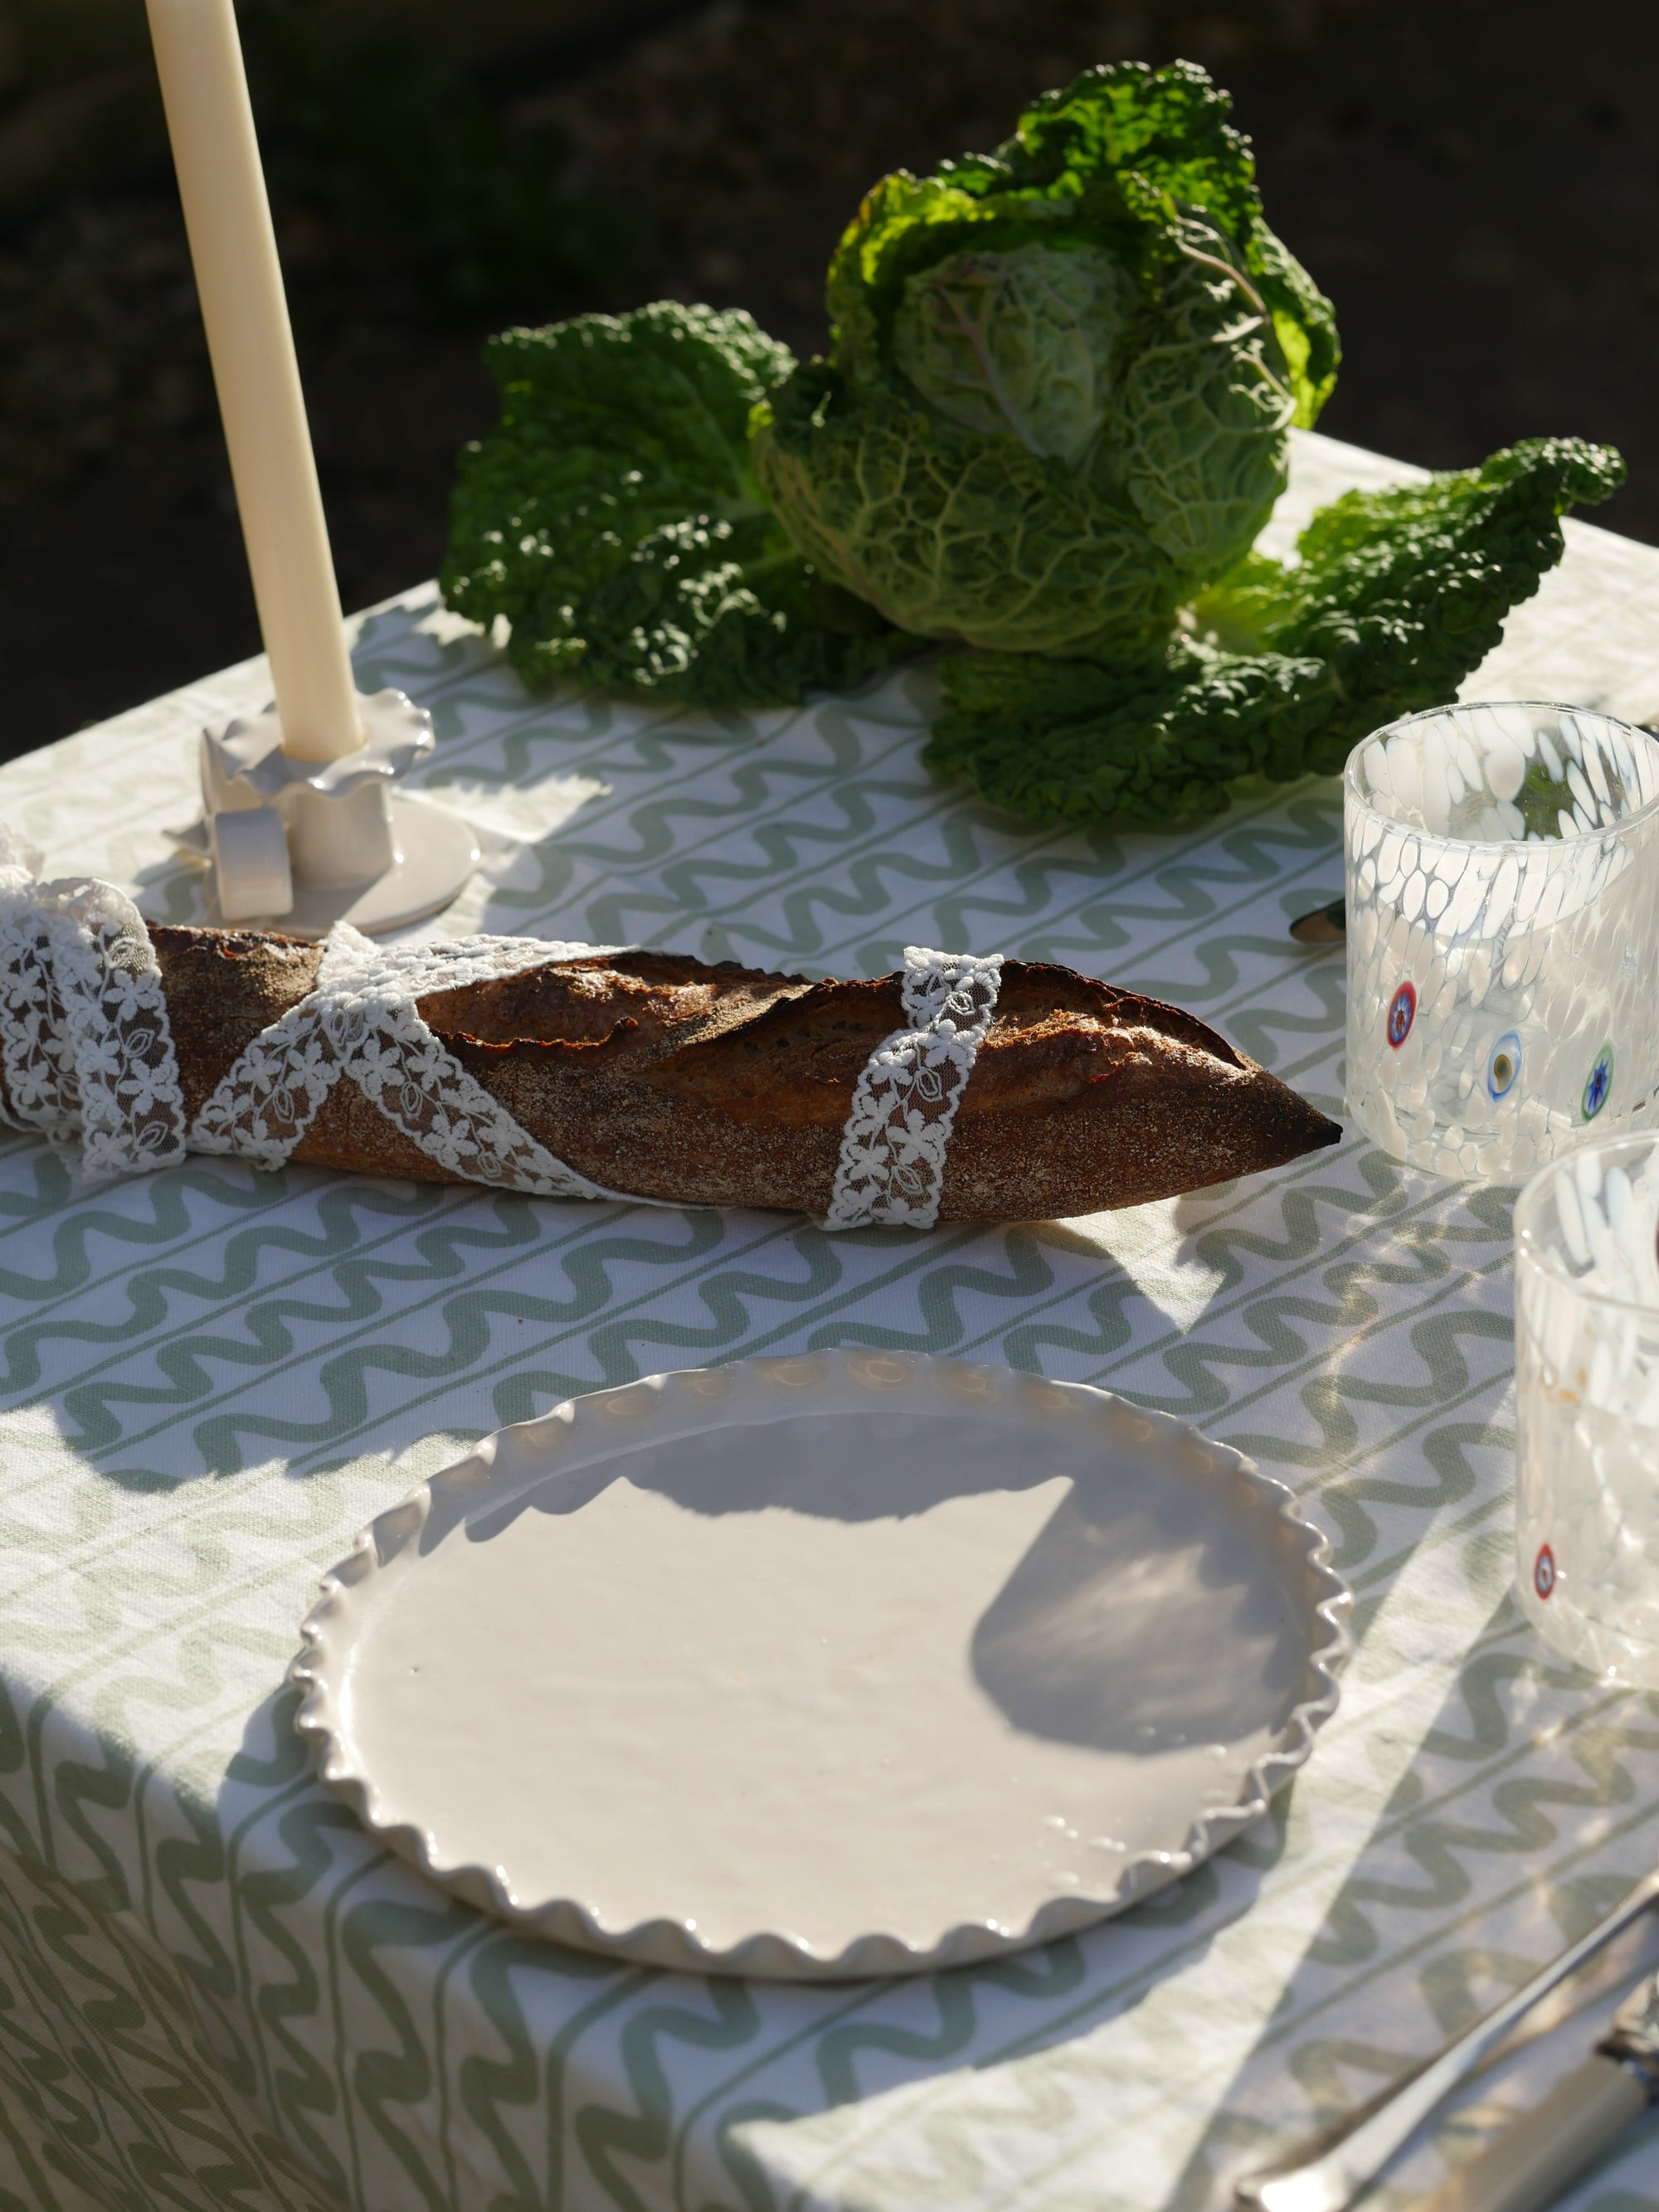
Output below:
[1486,1029,1522,1101]
[1344,702,1659,1179]
[1584,1044,1615,1124]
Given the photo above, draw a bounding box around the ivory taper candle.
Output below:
[145,0,362,763]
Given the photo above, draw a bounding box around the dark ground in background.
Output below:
[1,0,1653,761]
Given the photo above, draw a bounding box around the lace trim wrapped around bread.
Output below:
[130,926,1340,1222]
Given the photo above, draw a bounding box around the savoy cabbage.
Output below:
[749,59,1339,652]
[439,59,1625,832]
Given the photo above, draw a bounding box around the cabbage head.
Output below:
[749,59,1339,655]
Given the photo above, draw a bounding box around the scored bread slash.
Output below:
[143,927,1340,1222]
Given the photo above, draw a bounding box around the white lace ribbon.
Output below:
[0,836,1005,1226]
[191,923,620,1201]
[0,836,187,1184]
[0,829,616,1200]
[824,946,1003,1231]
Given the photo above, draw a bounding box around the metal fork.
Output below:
[1233,1864,1659,2212]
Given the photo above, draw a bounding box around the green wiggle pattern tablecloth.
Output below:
[5,431,1659,2212]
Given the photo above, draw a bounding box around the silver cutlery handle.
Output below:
[1234,1869,1659,2212]
[1413,2055,1651,2212]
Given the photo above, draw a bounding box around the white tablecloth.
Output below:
[2,431,1659,2212]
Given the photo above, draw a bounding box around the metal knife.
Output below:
[1412,1971,1659,2212]
[1233,1864,1659,2212]
[1290,898,1345,946]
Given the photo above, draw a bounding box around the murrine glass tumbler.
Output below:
[1515,1133,1659,1685]
[1345,702,1659,1180]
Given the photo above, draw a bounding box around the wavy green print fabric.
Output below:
[2,431,1659,2212]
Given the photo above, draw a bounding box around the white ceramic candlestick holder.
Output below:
[182,688,479,938]
[144,1,479,942]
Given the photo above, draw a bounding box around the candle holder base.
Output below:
[199,792,479,940]
[175,688,479,936]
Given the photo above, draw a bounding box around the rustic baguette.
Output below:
[134,926,1340,1221]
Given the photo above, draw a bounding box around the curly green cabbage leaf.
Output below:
[924,438,1626,826]
[748,59,1339,654]
[440,301,916,708]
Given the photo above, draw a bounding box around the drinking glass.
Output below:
[1345,702,1659,1179]
[1515,1132,1659,1685]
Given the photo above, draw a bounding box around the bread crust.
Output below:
[104,926,1340,1220]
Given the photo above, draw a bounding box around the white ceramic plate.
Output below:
[292,1352,1351,1979]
